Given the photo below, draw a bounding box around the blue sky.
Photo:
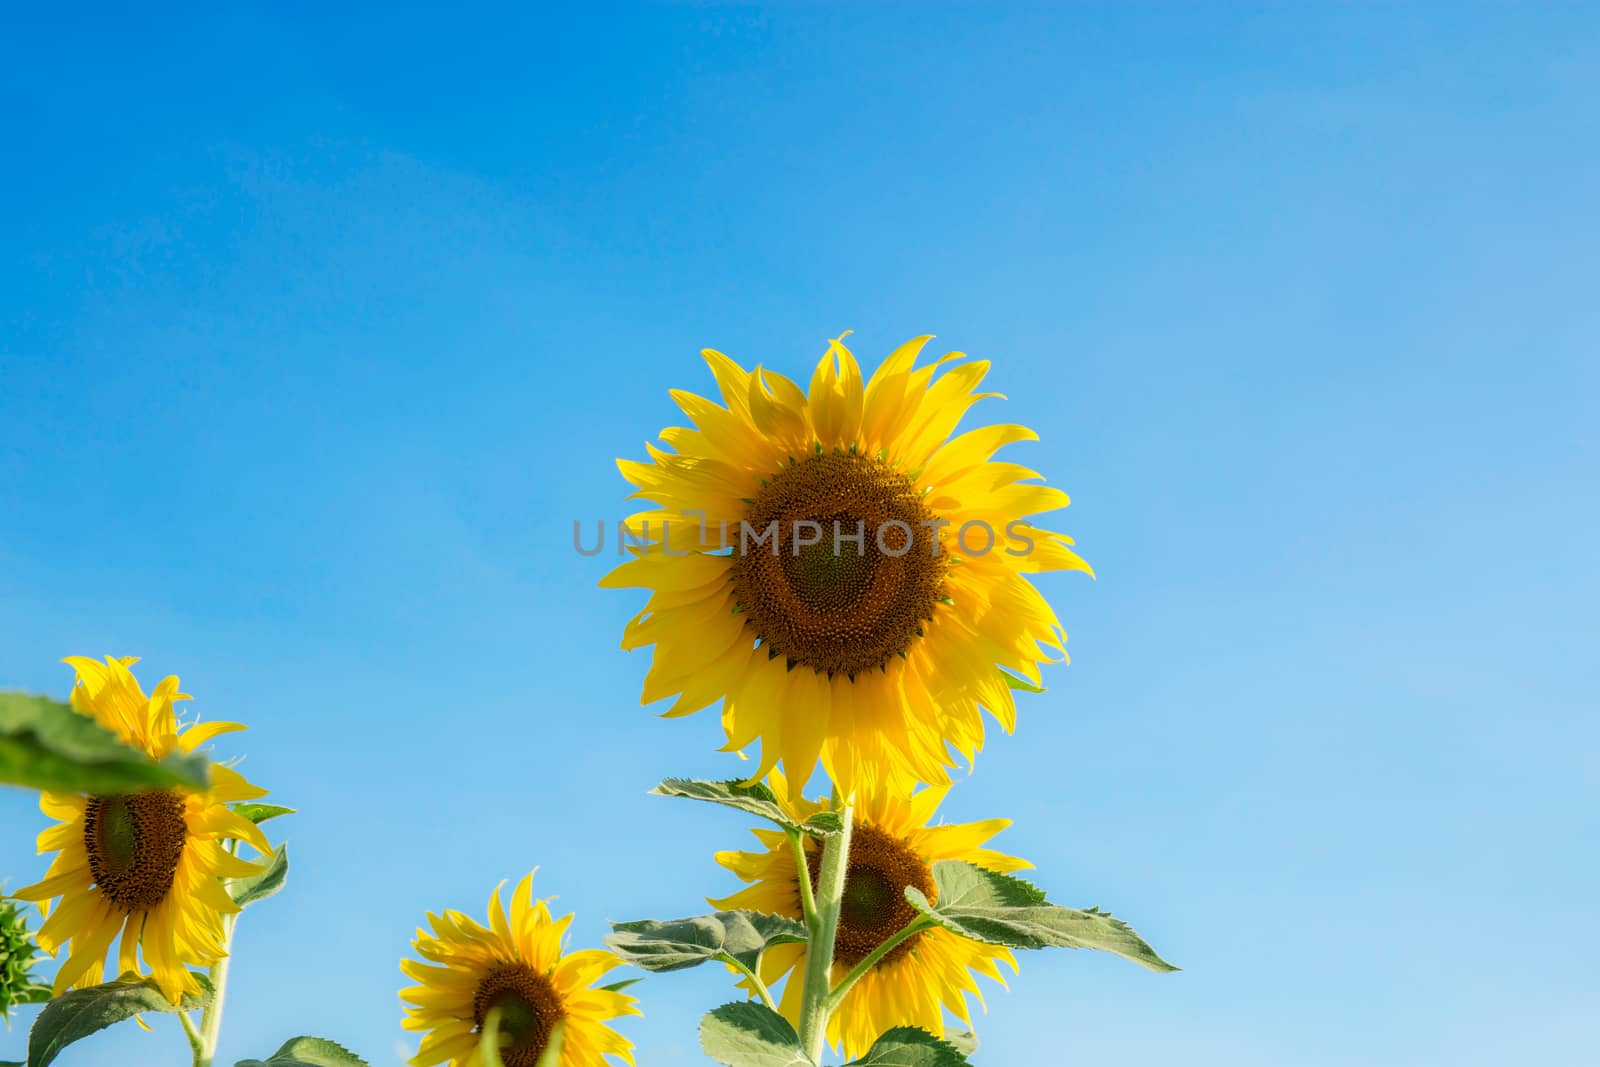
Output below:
[2,4,1596,1065]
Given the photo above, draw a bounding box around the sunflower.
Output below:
[709,769,1029,1058]
[602,333,1090,793]
[401,872,639,1067]
[11,656,271,1004]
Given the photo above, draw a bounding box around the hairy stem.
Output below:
[797,800,853,1063]
[195,840,239,1067]
[180,1009,204,1064]
[194,911,236,1067]
[787,828,817,926]
[719,951,779,1014]
[823,916,935,1015]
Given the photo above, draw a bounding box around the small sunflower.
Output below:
[11,656,271,1004]
[1,898,48,1022]
[401,872,639,1067]
[602,333,1090,793]
[710,769,1029,1058]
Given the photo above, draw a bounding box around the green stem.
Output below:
[786,828,817,926]
[823,916,935,1015]
[195,841,240,1067]
[193,910,235,1067]
[797,800,852,1064]
[718,952,779,1014]
[480,1005,507,1067]
[180,1009,204,1063]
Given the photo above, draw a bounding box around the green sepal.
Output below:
[652,779,841,836]
[233,803,296,825]
[229,844,289,907]
[698,1001,810,1067]
[596,977,643,993]
[0,692,207,794]
[905,862,1177,972]
[2,898,49,1023]
[605,911,806,973]
[997,667,1045,694]
[27,972,212,1067]
[233,1035,370,1066]
[844,1027,971,1065]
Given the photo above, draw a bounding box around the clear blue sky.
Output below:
[2,5,1596,1065]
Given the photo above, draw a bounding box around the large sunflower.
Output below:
[602,333,1090,792]
[401,872,639,1067]
[12,656,271,1004]
[709,769,1029,1058]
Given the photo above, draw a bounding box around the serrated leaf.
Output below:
[905,862,1177,972]
[230,844,289,907]
[652,779,839,836]
[0,692,207,794]
[800,811,844,835]
[27,972,211,1067]
[997,667,1046,693]
[233,803,296,825]
[844,1026,970,1066]
[698,1001,810,1067]
[606,911,806,973]
[944,1031,978,1056]
[233,1034,370,1066]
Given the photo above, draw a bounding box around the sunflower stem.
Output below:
[180,1009,204,1063]
[786,828,818,927]
[718,951,779,1014]
[797,800,852,1064]
[822,916,936,1015]
[194,910,235,1067]
[480,1005,507,1067]
[194,840,239,1067]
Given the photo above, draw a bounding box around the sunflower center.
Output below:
[472,964,566,1067]
[805,823,935,967]
[733,452,946,678]
[83,791,187,910]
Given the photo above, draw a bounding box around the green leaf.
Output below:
[997,667,1045,694]
[606,911,806,973]
[27,972,211,1067]
[905,862,1178,972]
[844,1027,970,1066]
[800,811,844,835]
[233,803,296,825]
[596,977,642,993]
[233,1035,370,1066]
[0,692,208,794]
[230,844,289,907]
[945,1031,978,1056]
[698,1001,810,1067]
[652,779,840,836]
